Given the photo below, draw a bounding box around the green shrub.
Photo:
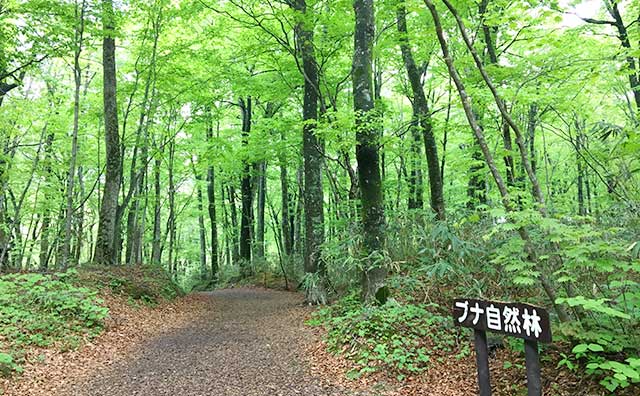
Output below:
[0,271,109,376]
[78,265,183,305]
[309,292,460,379]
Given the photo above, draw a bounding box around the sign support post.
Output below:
[474,329,492,396]
[524,339,541,396]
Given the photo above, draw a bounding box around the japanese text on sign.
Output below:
[452,299,552,343]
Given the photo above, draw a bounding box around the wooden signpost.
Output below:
[452,298,552,396]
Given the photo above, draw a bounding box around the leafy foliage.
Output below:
[0,270,108,376]
[309,292,462,379]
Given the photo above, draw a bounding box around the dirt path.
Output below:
[60,288,373,396]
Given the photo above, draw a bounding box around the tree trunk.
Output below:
[293,0,326,304]
[195,163,208,280]
[167,140,177,276]
[221,183,232,267]
[61,0,87,268]
[39,128,55,271]
[279,134,293,257]
[151,150,162,266]
[354,0,386,302]
[73,165,85,264]
[396,1,445,219]
[255,160,266,259]
[239,97,253,277]
[206,117,219,283]
[228,185,240,264]
[94,0,122,266]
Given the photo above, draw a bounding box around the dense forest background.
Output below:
[0,0,639,392]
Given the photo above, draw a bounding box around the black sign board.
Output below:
[453,298,552,396]
[452,298,552,343]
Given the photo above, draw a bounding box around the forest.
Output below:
[0,0,639,395]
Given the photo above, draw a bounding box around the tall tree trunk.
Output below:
[575,118,586,216]
[293,0,326,304]
[206,117,219,283]
[73,166,85,264]
[279,133,292,257]
[167,140,176,276]
[61,0,87,268]
[528,103,538,175]
[396,1,445,219]
[39,129,55,271]
[94,0,122,265]
[151,149,162,266]
[255,160,266,259]
[502,120,516,187]
[239,97,253,276]
[354,0,386,302]
[228,185,240,264]
[194,162,208,280]
[221,183,232,267]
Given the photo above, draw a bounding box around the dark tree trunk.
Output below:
[292,0,326,303]
[575,119,586,216]
[228,185,240,264]
[151,151,162,266]
[354,0,386,302]
[206,117,219,283]
[239,97,253,276]
[94,0,122,265]
[396,1,445,219]
[255,160,266,259]
[220,184,231,267]
[167,140,177,276]
[194,164,208,279]
[407,113,424,211]
[502,120,516,187]
[528,103,538,175]
[293,167,303,256]
[62,0,87,268]
[279,134,293,257]
[73,166,85,264]
[39,125,55,271]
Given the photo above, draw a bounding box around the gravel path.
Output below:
[66,288,372,396]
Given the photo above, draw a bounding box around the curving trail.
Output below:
[65,288,373,396]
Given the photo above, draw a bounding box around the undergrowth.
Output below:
[315,209,640,394]
[0,270,107,377]
[0,265,182,377]
[308,291,465,380]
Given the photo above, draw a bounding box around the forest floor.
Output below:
[2,288,378,396]
[0,287,597,396]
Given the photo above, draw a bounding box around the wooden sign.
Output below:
[452,298,552,396]
[453,298,552,343]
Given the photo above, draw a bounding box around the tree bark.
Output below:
[255,160,266,259]
[194,162,208,280]
[206,116,219,283]
[279,132,293,257]
[239,97,253,276]
[293,0,327,303]
[94,0,122,266]
[396,1,445,219]
[151,149,162,266]
[354,0,386,302]
[167,140,177,276]
[61,0,87,268]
